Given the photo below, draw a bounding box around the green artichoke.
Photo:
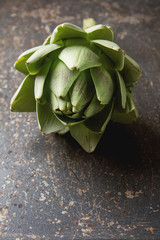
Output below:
[10,19,141,153]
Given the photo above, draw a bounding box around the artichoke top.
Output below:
[10,19,141,152]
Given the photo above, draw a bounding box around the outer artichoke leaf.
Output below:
[70,70,94,112]
[58,45,102,71]
[84,99,114,132]
[123,91,136,113]
[92,39,124,70]
[36,102,65,134]
[99,52,115,72]
[50,23,87,43]
[116,71,126,109]
[43,35,51,45]
[57,126,69,135]
[10,75,36,112]
[90,66,114,105]
[34,58,52,101]
[70,123,103,153]
[84,94,105,118]
[111,109,138,124]
[121,54,141,84]
[48,59,80,97]
[26,43,63,75]
[14,46,41,75]
[111,93,138,123]
[65,38,90,47]
[86,24,113,41]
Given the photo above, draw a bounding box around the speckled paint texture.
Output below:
[0,0,160,239]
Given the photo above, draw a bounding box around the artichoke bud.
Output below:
[10,19,141,153]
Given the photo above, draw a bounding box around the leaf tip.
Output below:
[10,105,13,112]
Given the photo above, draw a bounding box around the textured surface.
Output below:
[0,0,160,239]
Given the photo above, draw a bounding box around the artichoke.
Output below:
[10,19,141,153]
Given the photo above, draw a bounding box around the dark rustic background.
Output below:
[0,0,160,239]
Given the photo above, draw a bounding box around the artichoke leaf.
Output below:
[67,112,83,119]
[57,126,69,135]
[46,87,72,114]
[26,43,63,75]
[46,88,59,111]
[43,35,51,45]
[111,93,138,123]
[92,39,124,70]
[55,112,85,127]
[84,94,105,118]
[123,91,136,113]
[116,71,126,109]
[83,18,97,30]
[99,52,115,72]
[90,66,114,105]
[50,23,87,43]
[121,54,141,84]
[48,60,80,98]
[34,58,52,101]
[86,24,113,41]
[10,75,36,112]
[70,123,103,153]
[84,99,114,132]
[36,102,65,134]
[70,70,94,112]
[56,96,71,112]
[111,109,138,124]
[58,45,102,71]
[14,46,41,75]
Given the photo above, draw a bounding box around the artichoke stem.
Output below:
[83,18,97,30]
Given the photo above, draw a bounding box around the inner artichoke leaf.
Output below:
[116,71,127,109]
[34,58,52,101]
[84,99,114,132]
[26,43,63,75]
[36,102,65,134]
[48,59,80,98]
[10,75,36,112]
[84,94,105,118]
[70,123,103,153]
[55,112,85,127]
[14,46,41,75]
[56,95,71,113]
[121,54,141,85]
[50,23,87,43]
[90,66,114,105]
[70,70,94,112]
[67,112,83,119]
[58,45,102,71]
[92,39,124,71]
[86,24,113,41]
[46,87,59,111]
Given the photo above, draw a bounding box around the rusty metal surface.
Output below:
[0,0,160,239]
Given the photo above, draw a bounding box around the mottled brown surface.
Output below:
[0,0,160,239]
